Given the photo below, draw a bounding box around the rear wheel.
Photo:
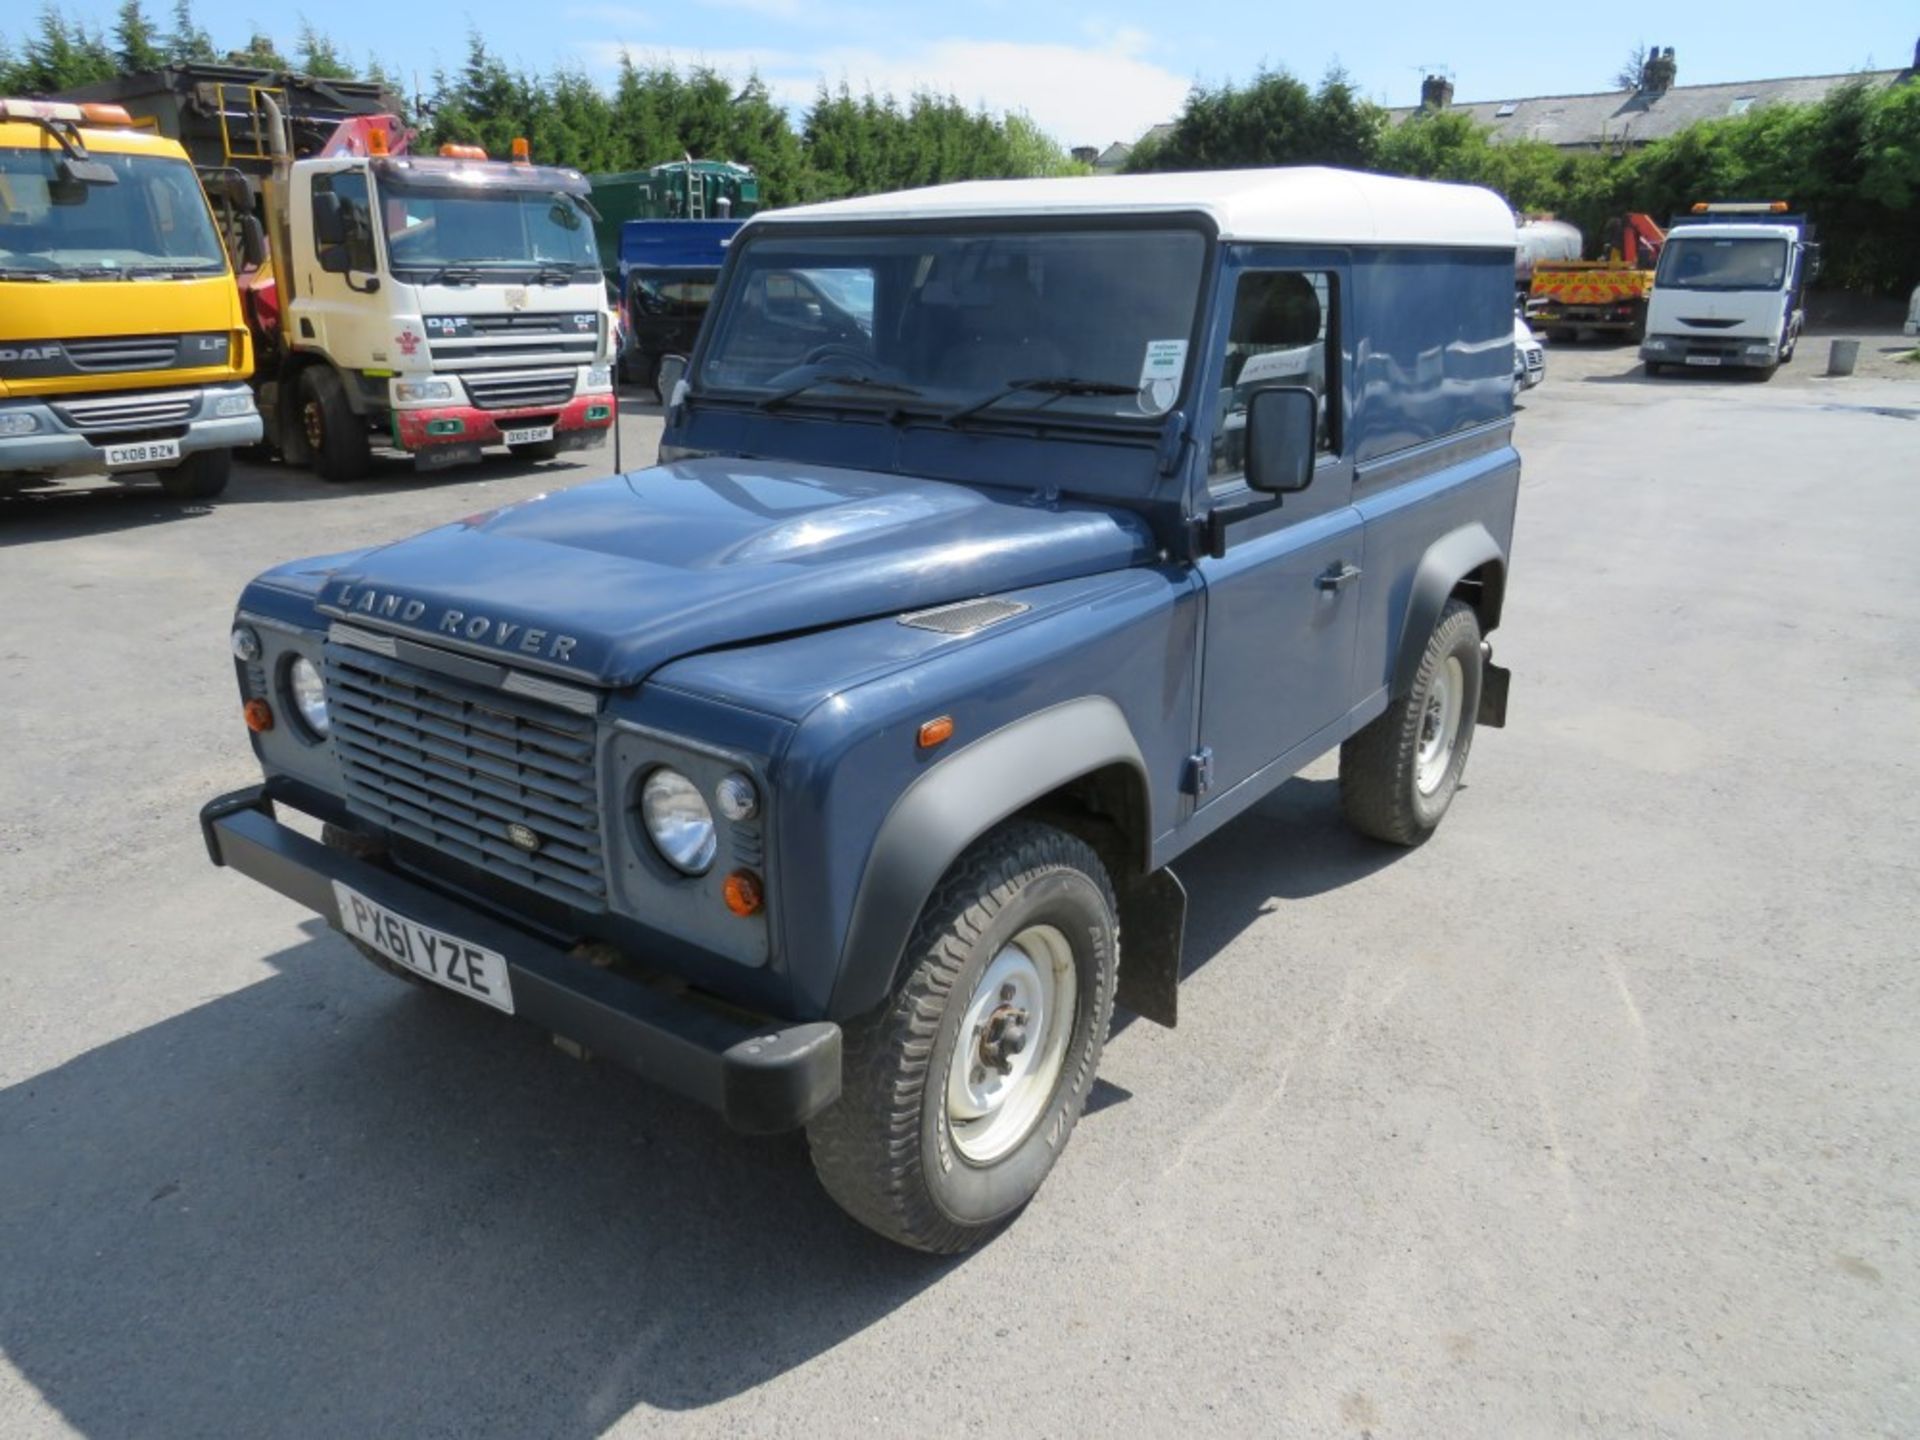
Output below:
[1340,600,1484,846]
[806,821,1117,1253]
[297,367,371,483]
[157,448,230,500]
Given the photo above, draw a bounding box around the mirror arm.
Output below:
[1199,491,1286,560]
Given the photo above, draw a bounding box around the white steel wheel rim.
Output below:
[1416,655,1465,795]
[945,925,1078,1165]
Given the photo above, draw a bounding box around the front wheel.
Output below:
[1340,599,1484,846]
[297,367,371,483]
[157,448,230,500]
[806,821,1117,1253]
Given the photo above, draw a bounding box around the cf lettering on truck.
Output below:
[0,98,261,500]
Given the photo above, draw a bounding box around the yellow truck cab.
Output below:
[0,98,261,499]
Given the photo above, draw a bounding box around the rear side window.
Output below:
[1209,269,1338,488]
[312,171,376,273]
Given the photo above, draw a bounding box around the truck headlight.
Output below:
[1745,342,1775,356]
[585,365,612,394]
[641,767,716,874]
[0,412,39,436]
[287,655,329,739]
[1641,337,1671,352]
[212,392,256,418]
[394,379,456,403]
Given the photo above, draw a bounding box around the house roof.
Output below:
[750,166,1518,249]
[1388,69,1910,148]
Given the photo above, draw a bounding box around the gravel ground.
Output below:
[2,351,1916,1438]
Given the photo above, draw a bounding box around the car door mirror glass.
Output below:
[1244,384,1317,494]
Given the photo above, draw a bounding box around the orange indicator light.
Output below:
[916,715,955,749]
[243,698,275,733]
[723,870,764,916]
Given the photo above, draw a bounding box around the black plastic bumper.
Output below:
[199,784,841,1133]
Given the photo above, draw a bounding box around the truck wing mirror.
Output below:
[311,192,346,246]
[54,155,118,189]
[238,213,267,270]
[1243,385,1318,495]
[656,353,689,404]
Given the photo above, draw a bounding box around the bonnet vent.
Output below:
[899,597,1031,635]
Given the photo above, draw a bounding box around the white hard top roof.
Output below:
[749,166,1517,250]
[1667,223,1801,241]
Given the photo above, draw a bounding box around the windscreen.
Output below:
[695,226,1209,424]
[376,177,600,280]
[1657,236,1788,291]
[0,146,227,278]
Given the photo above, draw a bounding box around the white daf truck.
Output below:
[254,109,617,479]
[1639,202,1817,380]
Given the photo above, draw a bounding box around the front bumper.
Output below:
[1640,337,1777,369]
[200,783,841,1133]
[392,392,614,452]
[0,383,262,478]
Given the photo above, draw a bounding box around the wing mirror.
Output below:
[1244,384,1318,494]
[655,353,689,404]
[237,213,267,269]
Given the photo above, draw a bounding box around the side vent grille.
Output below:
[899,597,1031,635]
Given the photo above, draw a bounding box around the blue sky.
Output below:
[28,0,1920,147]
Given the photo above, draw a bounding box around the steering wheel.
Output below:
[801,342,873,370]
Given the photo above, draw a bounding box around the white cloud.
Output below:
[573,32,1191,147]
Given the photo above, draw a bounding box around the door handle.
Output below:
[1316,562,1362,592]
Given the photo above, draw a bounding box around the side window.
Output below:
[1208,270,1337,488]
[312,172,376,273]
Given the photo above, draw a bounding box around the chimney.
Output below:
[1420,74,1454,110]
[1640,46,1677,93]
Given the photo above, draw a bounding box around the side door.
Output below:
[1194,259,1363,805]
[290,167,383,359]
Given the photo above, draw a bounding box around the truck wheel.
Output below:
[321,824,430,989]
[1340,599,1483,846]
[807,820,1118,1253]
[158,448,231,500]
[297,368,371,483]
[508,439,564,462]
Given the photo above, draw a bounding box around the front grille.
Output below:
[325,645,607,910]
[62,336,178,372]
[464,371,576,411]
[51,391,197,431]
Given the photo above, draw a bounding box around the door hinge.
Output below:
[1183,747,1215,796]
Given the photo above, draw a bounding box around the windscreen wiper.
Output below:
[754,373,926,411]
[535,262,581,285]
[0,266,56,281]
[943,376,1138,425]
[410,262,487,286]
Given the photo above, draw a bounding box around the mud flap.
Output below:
[1114,866,1185,1029]
[1479,660,1511,728]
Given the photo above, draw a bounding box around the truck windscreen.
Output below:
[0,147,226,279]
[1656,236,1788,292]
[377,179,600,280]
[695,226,1209,425]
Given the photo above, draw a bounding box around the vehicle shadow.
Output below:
[0,924,956,1436]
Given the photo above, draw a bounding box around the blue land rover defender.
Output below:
[203,168,1520,1252]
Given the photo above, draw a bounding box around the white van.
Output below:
[1640,214,1815,379]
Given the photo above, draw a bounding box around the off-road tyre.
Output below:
[321,823,428,989]
[298,367,371,483]
[507,439,564,462]
[158,448,230,500]
[1340,599,1483,847]
[806,820,1118,1253]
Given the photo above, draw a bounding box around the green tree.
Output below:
[227,31,287,69]
[1125,67,1383,172]
[164,0,212,62]
[296,20,353,80]
[112,0,164,71]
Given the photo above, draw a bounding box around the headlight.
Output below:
[641,767,716,874]
[585,365,612,393]
[1641,337,1670,352]
[394,379,456,403]
[0,412,39,437]
[230,624,261,661]
[287,655,329,739]
[1745,342,1775,356]
[212,391,256,418]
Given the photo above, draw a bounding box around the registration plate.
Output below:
[501,424,555,445]
[103,438,182,467]
[1684,355,1723,367]
[332,881,515,1013]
